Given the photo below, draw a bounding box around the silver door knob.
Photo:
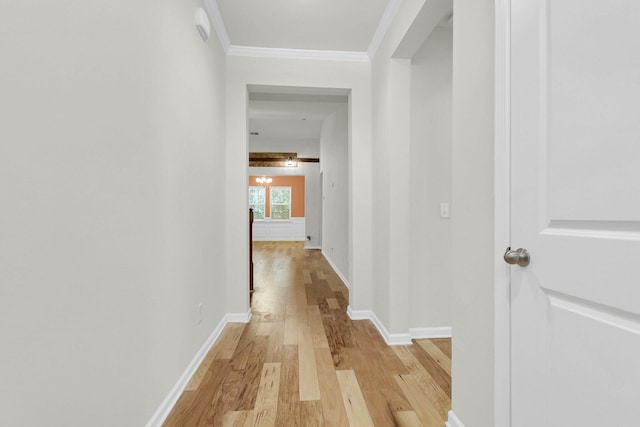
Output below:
[504,247,530,267]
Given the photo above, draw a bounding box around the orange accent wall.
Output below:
[250,175,305,218]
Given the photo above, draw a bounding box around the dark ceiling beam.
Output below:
[249,152,320,167]
[249,152,296,159]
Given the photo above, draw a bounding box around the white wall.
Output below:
[225,56,373,314]
[451,0,495,426]
[409,26,453,329]
[250,137,320,157]
[320,105,349,282]
[371,0,424,335]
[372,1,495,425]
[371,52,393,330]
[249,138,322,247]
[370,0,453,336]
[304,163,322,248]
[0,1,228,426]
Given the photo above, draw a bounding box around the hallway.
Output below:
[163,242,451,426]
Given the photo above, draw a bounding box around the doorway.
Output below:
[246,86,351,299]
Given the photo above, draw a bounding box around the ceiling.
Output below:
[249,90,348,140]
[214,0,390,53]
[207,0,392,144]
[210,1,453,154]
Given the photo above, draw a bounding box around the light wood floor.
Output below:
[164,241,451,427]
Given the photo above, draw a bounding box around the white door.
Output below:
[510,1,640,426]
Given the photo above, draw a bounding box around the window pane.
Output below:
[248,187,265,204]
[271,205,290,220]
[249,187,265,220]
[270,188,290,204]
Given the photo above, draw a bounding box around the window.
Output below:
[248,186,265,220]
[270,186,291,220]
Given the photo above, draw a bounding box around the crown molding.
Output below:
[204,0,397,62]
[203,0,231,52]
[227,45,370,62]
[367,0,403,59]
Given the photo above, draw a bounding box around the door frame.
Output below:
[494,0,511,426]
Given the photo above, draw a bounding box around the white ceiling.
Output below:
[215,1,453,151]
[210,0,389,144]
[249,92,347,140]
[215,0,390,53]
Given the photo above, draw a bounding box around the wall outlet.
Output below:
[197,303,203,325]
[440,203,450,219]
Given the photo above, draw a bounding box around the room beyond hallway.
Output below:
[163,242,451,426]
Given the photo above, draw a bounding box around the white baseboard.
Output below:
[410,326,452,339]
[304,245,322,250]
[145,309,252,427]
[346,306,371,320]
[224,309,252,324]
[321,251,351,290]
[347,307,451,346]
[346,306,412,346]
[252,236,306,242]
[445,411,466,427]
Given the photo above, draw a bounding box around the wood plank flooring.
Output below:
[164,242,451,427]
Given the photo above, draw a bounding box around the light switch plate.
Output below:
[440,203,450,219]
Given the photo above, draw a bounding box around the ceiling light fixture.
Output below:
[256,176,272,185]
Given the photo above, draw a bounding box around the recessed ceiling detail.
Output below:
[216,0,387,52]
[204,0,403,61]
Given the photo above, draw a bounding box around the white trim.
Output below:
[494,1,512,427]
[346,306,370,320]
[227,45,370,62]
[253,236,305,242]
[409,326,452,339]
[445,410,466,427]
[367,0,403,59]
[252,217,306,241]
[225,309,252,324]
[321,251,351,290]
[204,0,401,62]
[145,310,251,427]
[304,245,322,250]
[204,0,403,61]
[203,0,231,52]
[346,306,412,346]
